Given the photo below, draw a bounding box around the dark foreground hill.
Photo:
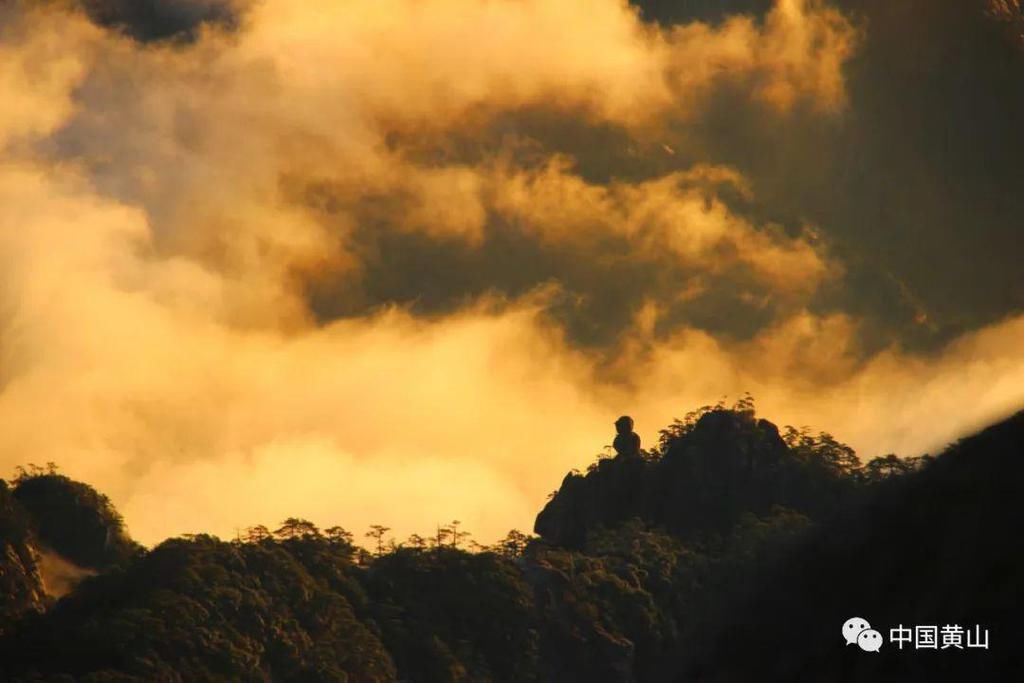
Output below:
[689,409,1024,682]
[0,470,141,634]
[0,405,1021,681]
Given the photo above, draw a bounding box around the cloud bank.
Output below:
[0,0,1021,546]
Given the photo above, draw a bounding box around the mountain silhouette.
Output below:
[535,406,861,547]
[0,405,1020,681]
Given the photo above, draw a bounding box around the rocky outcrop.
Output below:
[12,474,142,570]
[0,475,140,634]
[0,482,47,632]
[535,409,855,548]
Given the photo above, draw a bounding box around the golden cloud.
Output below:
[0,1,1019,551]
[0,6,95,147]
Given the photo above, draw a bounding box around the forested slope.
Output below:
[0,405,1020,682]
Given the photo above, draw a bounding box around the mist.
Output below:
[0,0,1021,546]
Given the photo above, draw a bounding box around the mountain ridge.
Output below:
[0,405,1020,681]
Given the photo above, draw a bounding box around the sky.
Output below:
[0,0,1022,547]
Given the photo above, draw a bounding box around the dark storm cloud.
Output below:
[632,0,772,25]
[77,0,239,41]
[26,0,854,356]
[633,0,1024,350]
[296,137,797,354]
[825,0,1024,336]
[37,0,1020,358]
[299,175,791,355]
[304,0,1024,357]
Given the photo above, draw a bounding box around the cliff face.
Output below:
[0,474,140,634]
[0,482,47,632]
[12,474,141,570]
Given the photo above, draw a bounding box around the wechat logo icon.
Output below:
[843,617,883,652]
